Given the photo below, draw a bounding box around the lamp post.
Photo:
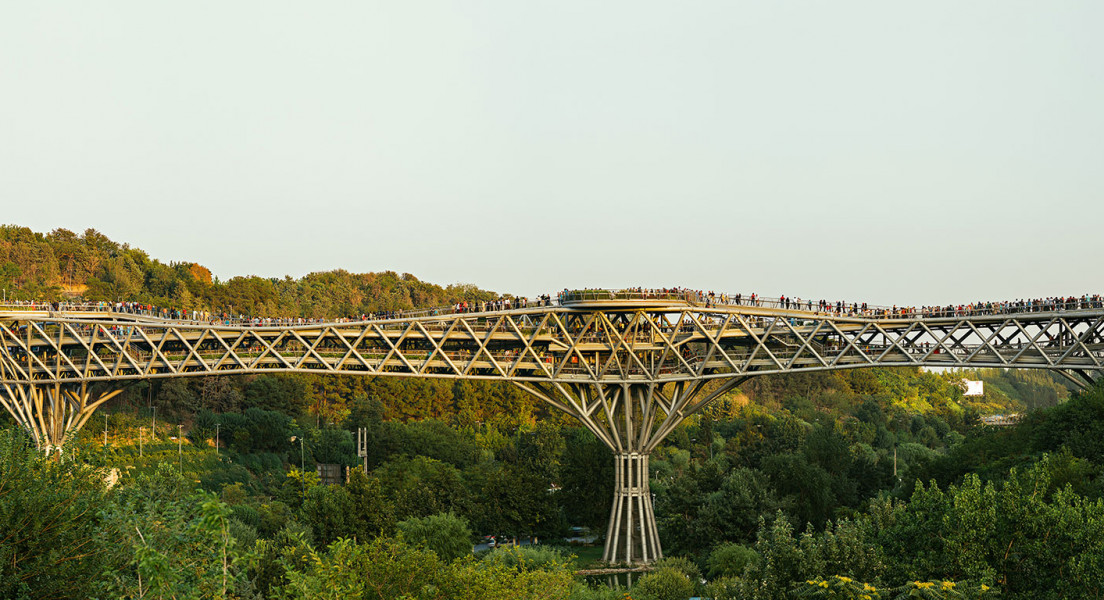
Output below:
[215,423,220,455]
[104,413,108,447]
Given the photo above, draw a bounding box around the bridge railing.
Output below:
[560,290,1104,320]
[3,293,1104,329]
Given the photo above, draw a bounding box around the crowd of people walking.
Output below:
[2,290,1102,327]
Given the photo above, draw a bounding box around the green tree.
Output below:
[300,483,356,546]
[559,427,613,531]
[708,542,760,579]
[699,468,780,545]
[0,430,112,600]
[376,456,473,521]
[347,468,395,540]
[98,466,253,599]
[396,512,473,562]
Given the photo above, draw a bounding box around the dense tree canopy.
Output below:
[0,225,501,317]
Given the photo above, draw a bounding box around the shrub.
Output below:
[634,566,695,600]
[397,512,473,562]
[708,542,760,579]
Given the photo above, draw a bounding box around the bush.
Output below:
[707,542,760,579]
[279,536,577,600]
[397,512,473,562]
[634,566,695,600]
[482,544,575,572]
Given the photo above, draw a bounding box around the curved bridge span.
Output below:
[2,295,1102,564]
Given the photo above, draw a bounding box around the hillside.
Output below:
[0,225,498,317]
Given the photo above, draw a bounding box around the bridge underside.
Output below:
[0,382,120,453]
[2,304,1103,561]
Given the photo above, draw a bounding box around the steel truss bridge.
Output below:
[2,294,1103,564]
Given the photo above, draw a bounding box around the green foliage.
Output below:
[98,466,255,599]
[397,512,474,562]
[0,430,111,600]
[792,576,883,599]
[1,225,503,315]
[376,456,473,521]
[708,542,760,579]
[873,455,1104,598]
[793,577,997,600]
[278,536,576,600]
[705,576,751,600]
[633,566,695,600]
[5,366,1102,599]
[700,467,781,545]
[469,459,563,539]
[968,367,1070,411]
[244,375,307,414]
[277,536,445,599]
[298,469,393,547]
[300,483,356,547]
[248,523,314,596]
[278,468,321,509]
[559,426,614,530]
[346,468,395,539]
[762,452,836,529]
[482,544,577,571]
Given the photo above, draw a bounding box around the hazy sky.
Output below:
[2,2,1101,306]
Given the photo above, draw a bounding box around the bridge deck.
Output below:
[1,304,1100,387]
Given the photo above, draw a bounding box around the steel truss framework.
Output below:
[2,302,1103,563]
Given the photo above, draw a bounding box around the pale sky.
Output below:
[2,2,1101,306]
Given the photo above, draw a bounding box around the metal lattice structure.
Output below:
[2,297,1103,563]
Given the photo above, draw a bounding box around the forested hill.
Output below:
[0,225,498,317]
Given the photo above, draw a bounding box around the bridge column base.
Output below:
[603,452,661,564]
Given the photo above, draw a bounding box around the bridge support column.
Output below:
[605,451,661,564]
[515,377,747,565]
[0,383,121,453]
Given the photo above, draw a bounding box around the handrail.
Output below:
[2,289,1103,329]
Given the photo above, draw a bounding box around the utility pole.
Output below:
[178,424,183,472]
[215,424,220,455]
[104,413,108,447]
[139,427,144,457]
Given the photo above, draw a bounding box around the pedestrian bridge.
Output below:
[1,291,1101,565]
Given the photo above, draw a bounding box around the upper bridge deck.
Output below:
[0,290,1101,389]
